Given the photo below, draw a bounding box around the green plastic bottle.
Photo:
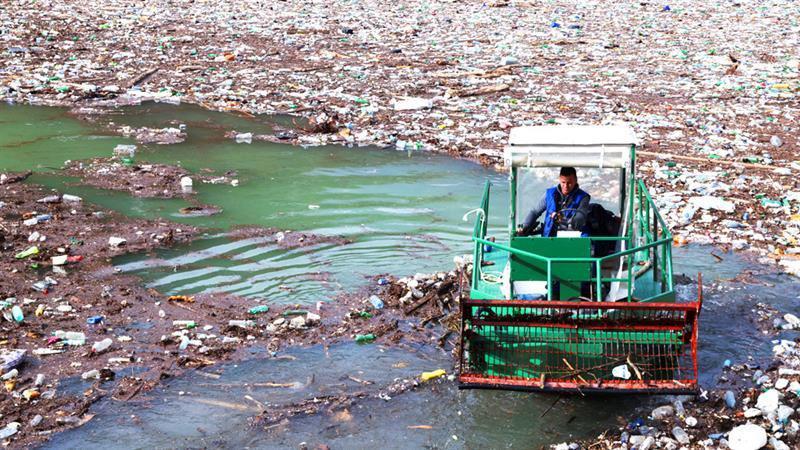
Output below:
[355,334,375,343]
[11,306,24,323]
[15,246,39,259]
[248,305,270,315]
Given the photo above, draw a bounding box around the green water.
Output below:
[42,256,788,450]
[3,103,780,449]
[2,102,511,304]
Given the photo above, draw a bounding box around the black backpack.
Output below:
[587,203,621,257]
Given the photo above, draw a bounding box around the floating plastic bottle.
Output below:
[87,315,103,325]
[113,144,136,158]
[91,338,112,353]
[673,399,686,417]
[355,333,375,343]
[11,306,23,323]
[672,426,690,444]
[368,295,384,309]
[31,280,52,293]
[54,331,86,346]
[178,335,190,350]
[724,390,736,408]
[52,255,68,266]
[81,369,100,380]
[180,176,193,194]
[248,305,270,315]
[14,246,39,259]
[22,389,39,400]
[420,369,446,382]
[0,423,19,439]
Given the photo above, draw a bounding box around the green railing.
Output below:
[471,181,491,289]
[471,179,673,302]
[634,178,673,294]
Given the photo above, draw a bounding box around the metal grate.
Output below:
[459,299,701,394]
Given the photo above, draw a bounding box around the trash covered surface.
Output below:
[2,187,785,450]
[0,102,798,447]
[27,252,800,450]
[0,104,517,446]
[39,343,634,449]
[0,103,510,302]
[2,0,800,276]
[562,268,800,450]
[39,343,449,448]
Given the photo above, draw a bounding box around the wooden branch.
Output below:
[562,358,589,384]
[404,292,435,315]
[447,83,510,98]
[177,65,205,72]
[433,65,516,79]
[293,64,334,73]
[129,67,159,87]
[627,355,643,381]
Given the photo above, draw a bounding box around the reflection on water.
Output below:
[2,103,790,447]
[43,343,641,449]
[43,250,796,450]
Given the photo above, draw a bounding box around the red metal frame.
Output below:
[459,375,697,393]
[458,276,703,394]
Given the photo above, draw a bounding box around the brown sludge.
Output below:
[0,171,459,446]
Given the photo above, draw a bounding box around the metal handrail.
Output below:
[636,179,671,238]
[473,236,670,264]
[470,178,674,301]
[471,181,491,288]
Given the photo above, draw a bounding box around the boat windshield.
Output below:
[515,167,623,227]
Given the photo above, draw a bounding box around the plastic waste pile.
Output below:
[3,0,799,274]
[558,304,800,450]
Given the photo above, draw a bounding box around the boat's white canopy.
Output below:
[505,125,638,169]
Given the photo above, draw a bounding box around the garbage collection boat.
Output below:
[458,125,702,394]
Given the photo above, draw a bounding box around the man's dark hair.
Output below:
[559,167,577,178]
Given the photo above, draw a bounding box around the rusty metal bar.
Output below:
[462,299,701,312]
[459,375,698,394]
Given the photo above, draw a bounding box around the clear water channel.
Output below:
[1,103,794,449]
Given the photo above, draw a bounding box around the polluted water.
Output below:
[1,104,796,447]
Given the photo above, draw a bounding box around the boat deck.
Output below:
[472,247,508,300]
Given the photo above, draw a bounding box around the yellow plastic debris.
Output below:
[420,369,446,382]
[673,235,688,247]
[23,389,40,401]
